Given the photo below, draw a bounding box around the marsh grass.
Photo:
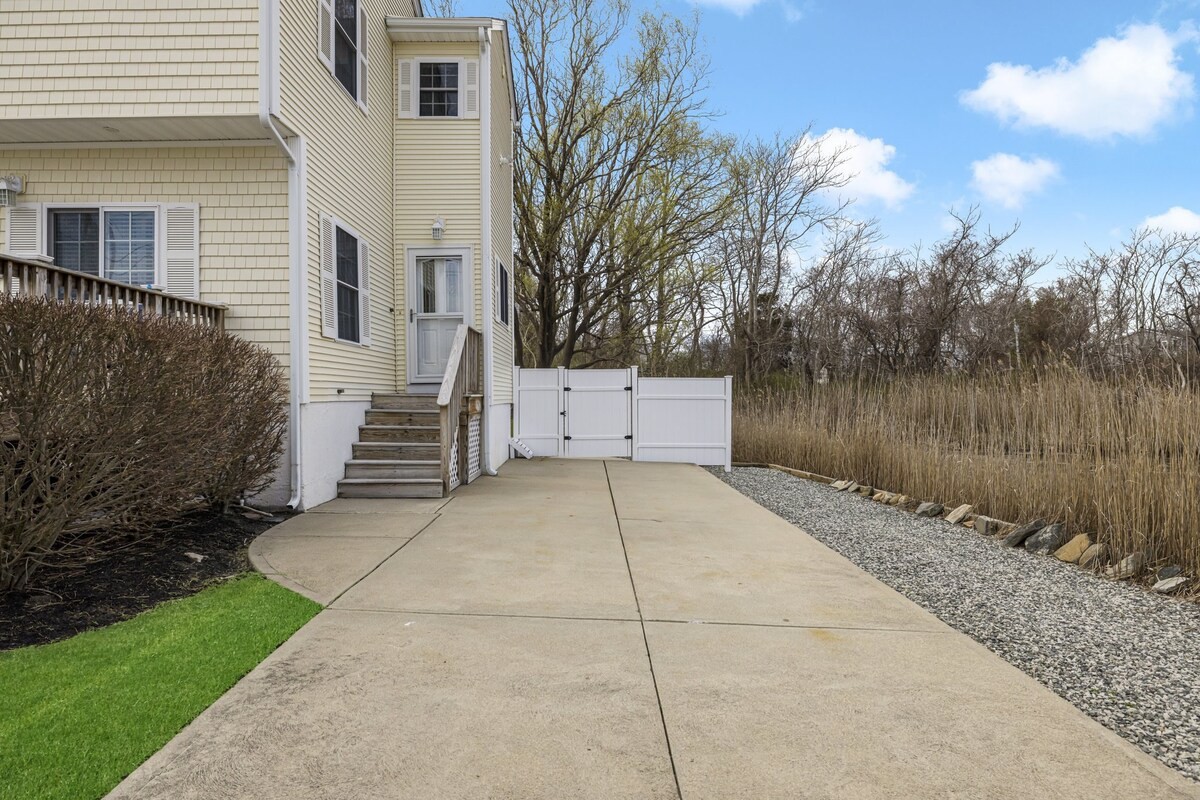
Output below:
[735,369,1200,580]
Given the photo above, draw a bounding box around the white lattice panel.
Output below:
[448,440,461,491]
[468,415,482,482]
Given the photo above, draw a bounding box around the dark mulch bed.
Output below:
[0,511,284,650]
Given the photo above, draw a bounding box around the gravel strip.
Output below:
[713,466,1200,782]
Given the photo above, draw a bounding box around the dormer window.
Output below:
[419,62,458,117]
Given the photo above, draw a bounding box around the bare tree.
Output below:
[510,0,728,367]
[712,131,849,383]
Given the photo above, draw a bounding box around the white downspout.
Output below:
[480,26,498,476]
[260,0,306,508]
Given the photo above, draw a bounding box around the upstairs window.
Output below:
[397,58,480,119]
[419,62,458,117]
[319,0,369,111]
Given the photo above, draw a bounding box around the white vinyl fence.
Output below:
[512,367,732,471]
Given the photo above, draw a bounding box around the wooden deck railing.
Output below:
[437,324,483,494]
[2,254,226,329]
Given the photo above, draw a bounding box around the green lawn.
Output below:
[0,574,320,800]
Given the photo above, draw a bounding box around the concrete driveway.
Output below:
[110,459,1199,799]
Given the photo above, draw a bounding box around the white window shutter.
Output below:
[463,59,480,119]
[320,215,337,338]
[4,204,44,258]
[318,0,334,70]
[358,237,372,346]
[356,4,369,111]
[397,59,415,118]
[162,204,199,299]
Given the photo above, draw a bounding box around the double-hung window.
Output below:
[335,227,360,343]
[397,58,479,119]
[419,62,458,117]
[319,214,372,346]
[319,0,369,110]
[48,207,156,287]
[497,261,510,326]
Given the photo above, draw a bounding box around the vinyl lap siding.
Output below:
[277,0,418,400]
[393,42,484,384]
[489,36,516,404]
[0,147,291,372]
[0,1,259,120]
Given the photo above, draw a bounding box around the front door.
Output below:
[411,256,464,382]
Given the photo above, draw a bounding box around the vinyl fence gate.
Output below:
[511,366,732,471]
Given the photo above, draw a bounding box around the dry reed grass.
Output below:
[735,369,1200,581]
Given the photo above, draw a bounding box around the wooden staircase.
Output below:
[337,393,444,498]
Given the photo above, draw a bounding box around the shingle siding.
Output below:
[0,146,291,370]
[0,1,260,120]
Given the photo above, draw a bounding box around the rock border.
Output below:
[731,462,1192,598]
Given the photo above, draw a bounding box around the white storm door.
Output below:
[412,256,464,382]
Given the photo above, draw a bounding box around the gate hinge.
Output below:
[625,386,632,391]
[564,435,572,441]
[563,386,572,391]
[624,435,633,440]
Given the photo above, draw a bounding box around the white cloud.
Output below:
[812,128,915,210]
[689,0,764,15]
[780,1,805,23]
[961,24,1198,139]
[970,153,1060,209]
[1143,205,1200,233]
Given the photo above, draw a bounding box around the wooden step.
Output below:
[344,459,440,479]
[353,441,440,460]
[358,424,440,444]
[364,408,439,426]
[337,477,444,499]
[372,393,439,411]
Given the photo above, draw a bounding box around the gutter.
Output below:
[479,25,498,477]
[260,0,306,509]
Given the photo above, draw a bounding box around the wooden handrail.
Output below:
[437,324,483,494]
[1,253,226,329]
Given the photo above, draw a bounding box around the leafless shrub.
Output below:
[0,298,286,591]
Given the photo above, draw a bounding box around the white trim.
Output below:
[0,138,278,151]
[480,29,497,475]
[287,136,309,509]
[405,244,474,384]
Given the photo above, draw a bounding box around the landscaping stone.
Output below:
[856,485,875,496]
[1002,519,1047,548]
[1078,543,1107,570]
[185,551,206,563]
[945,504,973,524]
[1152,576,1188,594]
[973,516,1000,537]
[1024,524,1067,555]
[915,502,943,518]
[1158,565,1183,581]
[1054,534,1092,563]
[831,480,849,490]
[842,482,858,493]
[1107,552,1146,580]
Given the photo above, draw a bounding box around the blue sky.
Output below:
[460,0,1200,268]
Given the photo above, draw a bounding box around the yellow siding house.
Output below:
[0,1,517,507]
